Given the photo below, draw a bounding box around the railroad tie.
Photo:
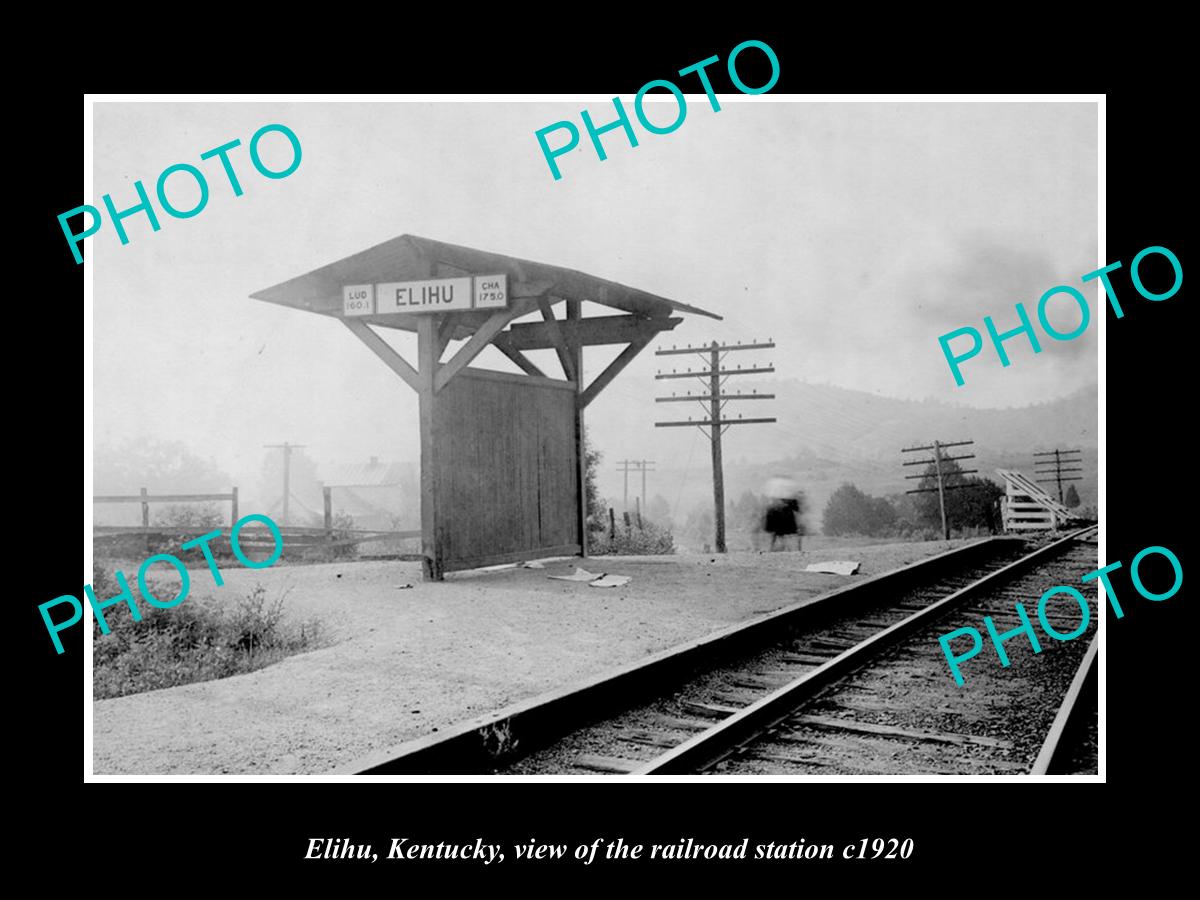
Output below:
[786,714,1013,749]
[572,755,639,774]
[679,700,739,719]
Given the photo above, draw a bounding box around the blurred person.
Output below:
[762,475,802,551]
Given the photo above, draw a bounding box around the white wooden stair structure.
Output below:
[996,469,1078,532]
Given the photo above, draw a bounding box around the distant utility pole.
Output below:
[263,441,306,526]
[655,339,776,553]
[1034,448,1083,503]
[616,459,656,512]
[901,439,977,540]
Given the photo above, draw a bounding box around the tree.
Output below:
[647,493,672,527]
[913,458,1004,532]
[94,438,231,494]
[583,428,607,537]
[823,483,897,536]
[1065,484,1081,508]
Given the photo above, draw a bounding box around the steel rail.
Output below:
[1029,633,1099,775]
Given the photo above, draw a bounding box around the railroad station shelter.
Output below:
[251,235,719,579]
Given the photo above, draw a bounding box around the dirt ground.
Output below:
[91,539,985,775]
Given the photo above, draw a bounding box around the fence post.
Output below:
[636,496,643,530]
[609,507,615,540]
[140,487,151,553]
[230,486,239,526]
[324,486,333,543]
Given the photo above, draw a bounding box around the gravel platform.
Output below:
[91,539,984,775]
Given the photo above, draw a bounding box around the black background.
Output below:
[19,23,1187,886]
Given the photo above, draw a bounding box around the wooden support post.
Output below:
[568,299,587,557]
[709,342,726,553]
[417,316,442,580]
[933,440,949,541]
[609,507,615,540]
[540,297,576,382]
[323,486,333,543]
[231,486,238,526]
[140,487,149,529]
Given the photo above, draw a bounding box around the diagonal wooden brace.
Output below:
[341,319,420,392]
[433,298,539,393]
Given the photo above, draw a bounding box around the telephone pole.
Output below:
[616,459,656,512]
[263,441,306,526]
[655,339,776,553]
[1034,448,1083,504]
[901,439,977,540]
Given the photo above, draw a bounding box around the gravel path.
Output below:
[91,539,987,775]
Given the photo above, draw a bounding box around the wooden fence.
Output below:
[92,486,421,558]
[93,488,239,527]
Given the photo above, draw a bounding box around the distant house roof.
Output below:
[250,234,720,341]
[321,459,413,488]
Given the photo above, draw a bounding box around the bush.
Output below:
[153,502,225,530]
[92,583,325,700]
[823,483,898,537]
[591,519,675,555]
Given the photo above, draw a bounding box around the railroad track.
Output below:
[631,526,1098,775]
[342,529,1098,776]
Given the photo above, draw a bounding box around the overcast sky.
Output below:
[91,100,1098,483]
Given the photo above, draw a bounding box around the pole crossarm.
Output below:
[656,393,775,402]
[905,484,984,494]
[341,319,421,392]
[656,418,777,427]
[901,440,974,452]
[905,470,978,479]
[902,454,975,465]
[655,341,775,355]
[1033,449,1082,456]
[655,367,774,379]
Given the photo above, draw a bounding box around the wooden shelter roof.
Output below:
[249,234,721,340]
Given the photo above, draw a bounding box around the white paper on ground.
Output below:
[588,574,631,588]
[804,561,860,575]
[548,568,603,582]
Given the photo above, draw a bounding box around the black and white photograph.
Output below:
[81,95,1110,781]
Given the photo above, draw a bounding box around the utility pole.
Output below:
[1034,448,1083,504]
[617,459,657,512]
[263,441,306,526]
[655,339,776,553]
[901,439,977,540]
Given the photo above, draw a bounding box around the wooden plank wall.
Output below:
[432,369,580,571]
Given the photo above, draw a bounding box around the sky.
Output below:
[91,99,1098,492]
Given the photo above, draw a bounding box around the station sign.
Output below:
[343,274,508,317]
